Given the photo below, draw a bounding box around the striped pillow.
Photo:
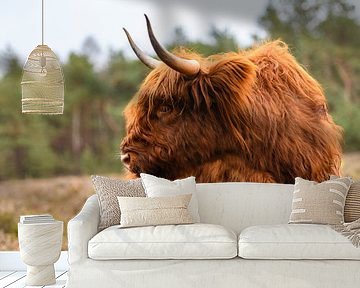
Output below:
[330,175,360,223]
[289,177,352,225]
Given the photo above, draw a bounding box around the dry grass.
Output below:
[342,153,360,179]
[0,175,102,250]
[0,154,359,251]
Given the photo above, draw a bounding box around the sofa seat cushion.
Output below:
[89,223,237,260]
[238,224,360,260]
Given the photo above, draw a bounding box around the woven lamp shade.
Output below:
[21,45,64,114]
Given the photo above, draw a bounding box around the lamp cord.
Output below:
[40,0,46,71]
[42,0,44,45]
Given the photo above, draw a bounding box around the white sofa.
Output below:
[66,182,360,288]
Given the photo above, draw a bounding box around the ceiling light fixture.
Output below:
[21,0,64,114]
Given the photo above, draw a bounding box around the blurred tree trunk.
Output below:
[102,101,120,134]
[72,106,81,171]
[335,58,353,102]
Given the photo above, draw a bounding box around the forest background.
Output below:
[1,0,359,249]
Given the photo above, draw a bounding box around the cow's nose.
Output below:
[121,153,130,165]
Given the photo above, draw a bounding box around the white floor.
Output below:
[0,252,69,288]
[0,271,67,288]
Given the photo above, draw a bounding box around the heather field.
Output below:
[0,153,359,251]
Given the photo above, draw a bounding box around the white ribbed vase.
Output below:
[18,221,63,286]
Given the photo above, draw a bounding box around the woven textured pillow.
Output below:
[91,176,146,230]
[330,175,360,223]
[289,177,352,225]
[118,194,194,228]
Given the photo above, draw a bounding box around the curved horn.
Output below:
[123,28,161,69]
[145,14,200,76]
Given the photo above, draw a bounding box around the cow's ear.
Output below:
[190,54,256,113]
[206,54,256,104]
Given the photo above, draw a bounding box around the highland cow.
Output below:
[120,15,342,184]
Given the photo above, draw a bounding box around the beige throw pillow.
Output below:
[289,177,352,225]
[118,194,193,228]
[330,175,360,222]
[91,176,146,230]
[140,173,200,222]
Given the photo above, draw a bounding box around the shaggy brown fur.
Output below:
[121,40,342,183]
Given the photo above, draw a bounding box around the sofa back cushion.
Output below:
[195,182,294,234]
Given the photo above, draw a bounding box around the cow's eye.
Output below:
[158,105,172,114]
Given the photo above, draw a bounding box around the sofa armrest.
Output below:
[67,194,100,264]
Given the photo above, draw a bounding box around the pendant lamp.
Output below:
[21,0,64,114]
